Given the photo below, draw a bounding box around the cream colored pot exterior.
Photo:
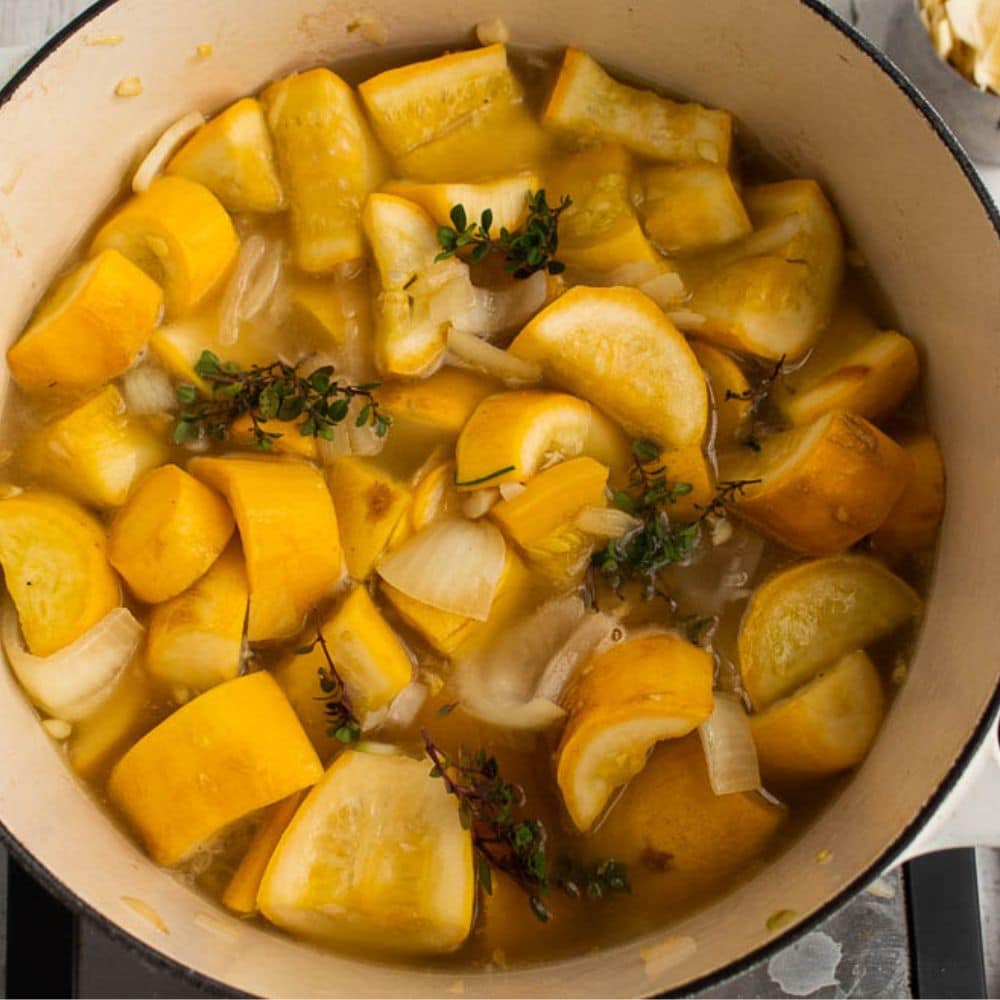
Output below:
[0,1,998,996]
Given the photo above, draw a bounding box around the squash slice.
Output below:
[872,434,945,554]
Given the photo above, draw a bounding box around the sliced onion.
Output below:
[714,214,804,268]
[461,487,500,519]
[239,240,284,321]
[639,270,687,308]
[218,235,269,345]
[575,505,642,539]
[2,601,142,722]
[698,692,761,795]
[315,424,353,465]
[668,309,707,331]
[377,518,506,621]
[380,681,429,731]
[535,610,626,705]
[131,110,206,192]
[451,273,548,340]
[446,327,543,385]
[499,482,526,501]
[121,363,177,416]
[347,398,387,456]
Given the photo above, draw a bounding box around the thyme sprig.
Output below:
[725,354,786,451]
[593,439,760,598]
[435,190,571,279]
[295,631,361,744]
[173,351,390,450]
[552,858,630,900]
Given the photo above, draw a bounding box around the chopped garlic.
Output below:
[710,517,734,546]
[115,76,143,98]
[476,17,511,45]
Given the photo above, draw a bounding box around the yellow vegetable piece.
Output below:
[258,749,474,955]
[583,405,633,488]
[148,324,211,395]
[145,541,248,691]
[546,145,661,272]
[109,464,235,604]
[454,390,592,490]
[108,672,323,866]
[543,48,732,165]
[166,97,285,213]
[383,172,538,232]
[0,491,120,656]
[750,650,886,782]
[509,285,708,449]
[91,176,239,317]
[23,386,167,508]
[738,554,921,709]
[189,456,343,642]
[287,273,373,353]
[327,457,412,580]
[229,415,318,459]
[409,459,461,531]
[8,250,162,393]
[691,342,751,447]
[362,193,458,376]
[262,68,384,273]
[222,791,306,915]
[585,735,785,906]
[490,456,609,586]
[872,434,945,554]
[660,445,715,522]
[685,179,844,361]
[642,163,752,252]
[556,632,714,831]
[717,410,908,556]
[359,44,520,158]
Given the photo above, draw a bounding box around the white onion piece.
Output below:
[698,692,761,795]
[535,610,625,705]
[218,235,269,345]
[2,601,143,722]
[380,681,429,731]
[121,363,176,415]
[377,518,506,621]
[425,276,479,328]
[315,425,353,465]
[714,214,803,268]
[239,240,284,321]
[459,694,565,732]
[668,309,708,331]
[451,273,548,340]
[575,505,642,539]
[498,482,526,501]
[347,397,387,457]
[461,488,499,519]
[446,328,543,385]
[131,110,206,192]
[639,270,687,309]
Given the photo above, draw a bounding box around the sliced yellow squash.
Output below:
[691,341,751,447]
[8,250,162,393]
[872,434,945,554]
[738,554,921,709]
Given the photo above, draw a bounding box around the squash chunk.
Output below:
[658,445,715,522]
[738,555,920,709]
[543,48,732,165]
[23,386,167,508]
[91,176,239,317]
[145,541,248,691]
[556,633,714,832]
[718,411,908,556]
[189,457,343,642]
[8,250,162,393]
[166,97,285,214]
[490,456,609,586]
[327,457,411,580]
[750,650,885,782]
[109,464,235,604]
[642,163,751,252]
[546,144,660,272]
[108,672,322,866]
[509,286,708,449]
[0,491,120,656]
[691,342,751,447]
[262,68,384,273]
[872,434,945,554]
[685,179,844,361]
[229,415,318,460]
[359,44,521,158]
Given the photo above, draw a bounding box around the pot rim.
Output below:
[0,1,997,996]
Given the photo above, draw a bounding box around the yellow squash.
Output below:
[189,456,343,642]
[109,464,235,604]
[872,434,946,554]
[691,341,751,447]
[108,672,323,866]
[7,250,162,393]
[0,491,120,656]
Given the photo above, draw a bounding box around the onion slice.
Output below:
[2,601,143,722]
[698,692,761,795]
[121,363,177,416]
[377,518,507,621]
[380,681,429,731]
[575,505,642,539]
[535,610,626,705]
[218,235,269,345]
[446,327,543,385]
[131,110,206,192]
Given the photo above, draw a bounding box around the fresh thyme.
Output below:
[592,439,760,598]
[552,858,630,900]
[173,351,390,450]
[725,355,786,451]
[295,631,361,744]
[435,190,571,279]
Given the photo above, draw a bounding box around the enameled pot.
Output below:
[0,1,998,995]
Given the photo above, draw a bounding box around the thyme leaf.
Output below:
[725,354,786,450]
[298,631,361,744]
[552,857,631,900]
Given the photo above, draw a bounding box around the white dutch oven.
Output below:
[0,1,998,995]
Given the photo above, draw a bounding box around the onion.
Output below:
[2,601,143,722]
[380,681,429,731]
[639,270,687,308]
[461,488,500,519]
[499,482,526,501]
[121,363,177,416]
[698,692,761,795]
[668,309,707,331]
[131,111,206,192]
[218,235,269,345]
[446,328,543,385]
[714,214,804,268]
[315,425,353,465]
[575,505,641,539]
[451,273,548,340]
[239,240,284,321]
[535,610,626,705]
[377,518,507,621]
[458,595,584,730]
